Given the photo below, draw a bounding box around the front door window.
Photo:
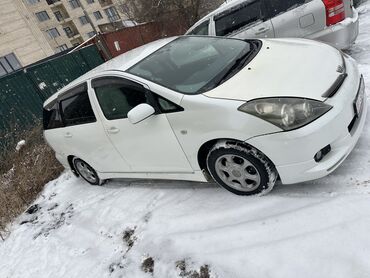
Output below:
[93,77,150,120]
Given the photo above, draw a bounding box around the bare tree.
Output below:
[116,0,223,29]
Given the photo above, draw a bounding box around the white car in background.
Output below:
[43,36,366,196]
[186,0,359,50]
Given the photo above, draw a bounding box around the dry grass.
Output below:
[0,125,63,240]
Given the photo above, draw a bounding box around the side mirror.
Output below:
[127,103,155,124]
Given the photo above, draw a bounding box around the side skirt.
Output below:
[98,170,208,183]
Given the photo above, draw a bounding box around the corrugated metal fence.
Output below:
[0,45,104,150]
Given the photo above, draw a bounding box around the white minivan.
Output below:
[186,0,359,50]
[43,36,366,196]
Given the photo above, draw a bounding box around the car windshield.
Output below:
[128,36,253,94]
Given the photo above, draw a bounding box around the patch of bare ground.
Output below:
[176,259,211,278]
[0,125,63,239]
[141,256,155,274]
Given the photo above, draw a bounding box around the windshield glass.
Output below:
[128,36,252,94]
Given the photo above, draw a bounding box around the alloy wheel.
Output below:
[214,154,261,192]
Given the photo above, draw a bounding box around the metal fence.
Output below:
[0,45,104,150]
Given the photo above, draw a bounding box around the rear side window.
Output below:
[266,0,312,18]
[60,84,96,126]
[215,0,263,36]
[92,77,150,120]
[188,20,210,35]
[43,102,64,130]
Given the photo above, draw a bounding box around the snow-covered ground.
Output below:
[2,4,370,278]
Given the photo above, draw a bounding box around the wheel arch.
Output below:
[67,155,79,177]
[198,139,252,172]
[197,138,278,174]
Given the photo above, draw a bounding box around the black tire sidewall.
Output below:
[207,147,270,196]
[73,158,101,186]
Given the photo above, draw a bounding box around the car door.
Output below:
[43,100,71,160]
[90,76,193,173]
[214,0,275,39]
[58,82,130,173]
[266,0,326,38]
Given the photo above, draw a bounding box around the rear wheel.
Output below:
[73,158,102,186]
[206,142,277,196]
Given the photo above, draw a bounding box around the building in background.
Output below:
[0,0,223,77]
[24,0,126,51]
[0,0,126,75]
[0,0,54,76]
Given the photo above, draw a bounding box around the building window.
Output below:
[63,27,74,38]
[79,15,89,25]
[56,44,69,53]
[0,53,22,77]
[104,7,120,22]
[69,0,81,9]
[86,0,94,3]
[35,11,50,22]
[87,31,96,38]
[27,0,41,4]
[46,28,60,39]
[98,0,113,6]
[93,11,103,20]
[46,0,61,4]
[54,11,63,21]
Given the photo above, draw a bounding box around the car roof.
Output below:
[44,36,177,106]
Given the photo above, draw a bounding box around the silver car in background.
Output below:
[186,0,359,50]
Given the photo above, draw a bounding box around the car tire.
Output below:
[73,158,102,186]
[206,141,277,196]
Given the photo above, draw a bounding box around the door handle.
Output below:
[107,127,120,134]
[64,132,72,138]
[255,27,270,35]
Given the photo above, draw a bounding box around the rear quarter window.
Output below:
[266,0,312,18]
[43,102,64,130]
[215,0,264,36]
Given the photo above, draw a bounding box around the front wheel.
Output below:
[206,142,277,196]
[73,158,102,186]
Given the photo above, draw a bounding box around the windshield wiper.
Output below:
[198,40,261,94]
[216,49,253,86]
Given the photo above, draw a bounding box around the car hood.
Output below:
[204,38,344,102]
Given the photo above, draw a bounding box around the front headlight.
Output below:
[238,98,332,131]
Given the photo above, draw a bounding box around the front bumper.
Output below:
[245,56,367,184]
[307,8,359,50]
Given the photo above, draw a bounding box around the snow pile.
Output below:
[2,2,370,278]
[15,140,26,152]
